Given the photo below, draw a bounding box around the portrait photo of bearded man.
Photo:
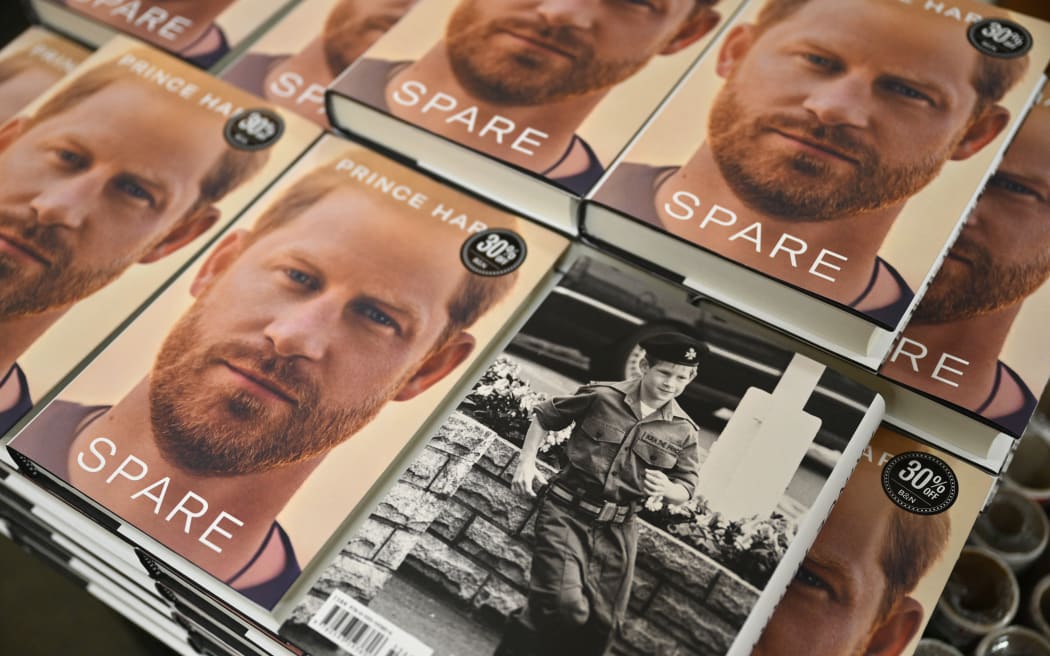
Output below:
[595,0,1034,325]
[335,0,726,194]
[9,143,567,610]
[0,46,281,437]
[883,101,1050,436]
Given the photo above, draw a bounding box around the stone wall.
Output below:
[285,413,761,656]
[285,412,497,628]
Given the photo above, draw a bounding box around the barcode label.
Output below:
[308,590,432,656]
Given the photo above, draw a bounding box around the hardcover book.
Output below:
[752,424,998,656]
[326,0,746,233]
[0,493,172,622]
[585,0,1050,369]
[129,352,1024,656]
[0,25,90,124]
[27,0,299,70]
[0,466,161,608]
[220,0,419,128]
[0,37,322,441]
[881,96,1050,438]
[7,135,570,622]
[8,546,200,656]
[275,248,885,656]
[0,504,200,656]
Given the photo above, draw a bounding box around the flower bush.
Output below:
[640,495,798,588]
[463,357,796,588]
[461,357,571,461]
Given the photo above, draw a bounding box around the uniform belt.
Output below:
[547,484,636,523]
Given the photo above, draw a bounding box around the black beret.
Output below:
[639,333,708,367]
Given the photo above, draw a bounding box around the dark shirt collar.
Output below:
[0,363,33,437]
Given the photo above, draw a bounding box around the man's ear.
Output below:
[139,205,222,264]
[864,596,924,656]
[188,229,249,298]
[715,24,755,78]
[0,117,27,153]
[951,104,1010,161]
[394,332,476,402]
[660,9,721,56]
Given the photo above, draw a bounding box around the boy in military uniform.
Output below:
[497,333,706,656]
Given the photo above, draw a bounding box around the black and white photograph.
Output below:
[283,253,883,656]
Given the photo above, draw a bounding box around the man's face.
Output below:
[444,0,700,105]
[0,80,227,321]
[148,188,472,476]
[709,0,984,221]
[322,0,416,77]
[0,66,63,125]
[638,360,696,407]
[913,109,1050,324]
[753,474,896,656]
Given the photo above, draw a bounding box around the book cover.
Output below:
[8,135,570,612]
[751,424,998,656]
[881,96,1050,438]
[587,0,1050,358]
[327,0,745,206]
[280,250,884,656]
[0,37,322,439]
[0,25,90,124]
[221,0,419,128]
[33,0,297,69]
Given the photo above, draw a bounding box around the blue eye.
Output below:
[285,268,320,290]
[989,173,1042,200]
[360,304,396,327]
[54,148,87,169]
[114,177,156,206]
[354,301,401,335]
[802,52,839,71]
[882,80,933,105]
[794,565,834,596]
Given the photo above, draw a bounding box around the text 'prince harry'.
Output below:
[15,149,522,609]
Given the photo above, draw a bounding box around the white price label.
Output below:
[309,590,432,656]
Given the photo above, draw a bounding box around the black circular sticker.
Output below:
[882,452,959,515]
[224,109,285,151]
[968,19,1033,59]
[461,229,527,277]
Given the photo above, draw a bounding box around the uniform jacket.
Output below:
[533,378,700,504]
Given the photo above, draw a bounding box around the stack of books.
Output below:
[2,1,1050,655]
